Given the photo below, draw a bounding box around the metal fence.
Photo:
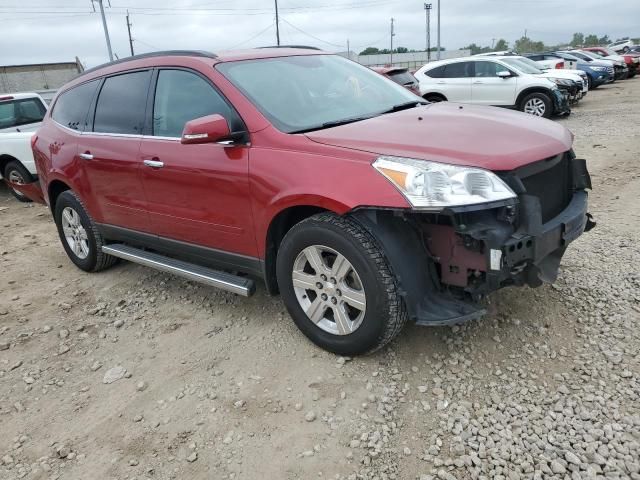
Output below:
[340,50,471,70]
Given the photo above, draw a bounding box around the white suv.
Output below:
[415,57,569,118]
[609,39,634,53]
[0,93,48,202]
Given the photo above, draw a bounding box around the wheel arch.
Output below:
[422,92,448,102]
[263,204,333,295]
[48,179,72,212]
[0,154,21,177]
[515,87,553,109]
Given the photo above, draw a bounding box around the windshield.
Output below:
[564,51,591,62]
[501,57,543,74]
[217,55,418,133]
[602,48,617,56]
[580,51,601,60]
[0,97,46,129]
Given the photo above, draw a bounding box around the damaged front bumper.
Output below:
[353,153,594,327]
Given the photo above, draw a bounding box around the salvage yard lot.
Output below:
[1,79,639,480]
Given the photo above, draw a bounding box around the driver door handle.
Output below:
[79,152,93,160]
[143,159,164,169]
[473,81,484,84]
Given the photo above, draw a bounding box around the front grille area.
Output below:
[519,154,573,223]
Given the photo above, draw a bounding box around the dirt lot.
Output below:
[1,79,639,480]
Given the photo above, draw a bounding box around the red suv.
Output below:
[31,48,594,355]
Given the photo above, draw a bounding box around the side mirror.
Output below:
[181,114,233,145]
[497,70,512,78]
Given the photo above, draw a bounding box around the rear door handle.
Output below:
[436,81,446,84]
[143,159,164,169]
[473,81,484,84]
[79,152,93,160]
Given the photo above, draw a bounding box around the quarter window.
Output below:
[93,70,151,135]
[52,80,100,131]
[152,69,239,138]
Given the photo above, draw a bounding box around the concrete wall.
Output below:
[0,59,83,95]
[341,50,471,70]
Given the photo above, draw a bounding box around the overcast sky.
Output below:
[1,0,638,68]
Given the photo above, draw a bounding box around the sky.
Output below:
[1,0,638,68]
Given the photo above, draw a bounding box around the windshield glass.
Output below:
[501,58,542,74]
[603,48,617,56]
[388,70,417,85]
[580,51,601,60]
[0,97,46,129]
[217,55,418,133]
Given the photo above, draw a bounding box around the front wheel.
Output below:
[276,213,407,355]
[520,92,552,118]
[4,161,33,203]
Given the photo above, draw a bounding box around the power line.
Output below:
[224,22,276,50]
[280,18,345,48]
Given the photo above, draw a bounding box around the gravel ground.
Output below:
[1,78,639,480]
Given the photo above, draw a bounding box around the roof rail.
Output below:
[78,50,218,77]
[257,45,322,50]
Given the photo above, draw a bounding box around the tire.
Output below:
[4,161,33,203]
[587,75,594,90]
[622,46,629,53]
[276,213,407,356]
[53,190,117,272]
[520,92,552,118]
[424,94,446,103]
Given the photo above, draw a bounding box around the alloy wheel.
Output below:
[8,169,27,198]
[291,245,366,336]
[61,207,90,259]
[524,98,546,116]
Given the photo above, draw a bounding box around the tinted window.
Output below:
[424,65,445,78]
[443,62,473,78]
[474,61,502,77]
[52,80,99,131]
[93,70,151,134]
[0,98,47,129]
[527,55,543,61]
[153,69,240,138]
[388,71,416,86]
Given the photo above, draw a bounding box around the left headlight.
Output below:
[373,156,516,210]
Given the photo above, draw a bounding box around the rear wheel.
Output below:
[276,213,407,355]
[520,92,552,118]
[54,191,117,272]
[4,161,33,203]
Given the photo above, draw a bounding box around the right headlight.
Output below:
[373,156,516,210]
[591,66,608,71]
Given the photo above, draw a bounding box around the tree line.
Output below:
[358,33,635,56]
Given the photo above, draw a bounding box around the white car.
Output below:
[609,39,634,53]
[505,56,588,99]
[415,57,568,118]
[0,93,48,202]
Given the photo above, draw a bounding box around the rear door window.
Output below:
[443,62,474,78]
[93,70,151,135]
[152,69,242,138]
[0,98,47,129]
[52,80,100,131]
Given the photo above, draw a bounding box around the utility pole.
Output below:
[390,17,395,65]
[436,0,441,60]
[274,0,280,46]
[126,10,134,56]
[491,38,496,49]
[91,0,113,61]
[424,3,432,62]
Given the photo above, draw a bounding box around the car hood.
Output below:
[304,103,572,171]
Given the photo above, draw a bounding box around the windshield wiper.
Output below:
[290,115,374,134]
[380,100,427,115]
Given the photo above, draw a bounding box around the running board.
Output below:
[102,244,255,297]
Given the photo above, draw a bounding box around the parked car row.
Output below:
[3,47,595,355]
[414,55,585,118]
